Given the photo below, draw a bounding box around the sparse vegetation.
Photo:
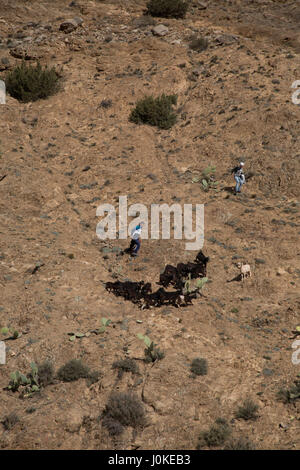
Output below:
[7,363,43,397]
[86,370,101,386]
[201,166,218,191]
[146,0,189,19]
[184,275,208,295]
[231,307,239,313]
[197,418,231,449]
[102,392,146,436]
[56,359,90,382]
[190,358,208,376]
[224,436,256,450]
[144,341,165,363]
[112,358,140,379]
[129,94,178,129]
[1,0,299,452]
[189,35,208,52]
[235,398,259,421]
[138,334,165,363]
[277,380,300,404]
[1,326,20,339]
[99,99,112,108]
[37,361,54,387]
[56,359,100,385]
[1,412,19,430]
[5,61,61,103]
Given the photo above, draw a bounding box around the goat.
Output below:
[159,250,208,290]
[105,280,151,303]
[195,251,209,265]
[237,262,251,281]
[141,288,187,309]
[106,250,209,309]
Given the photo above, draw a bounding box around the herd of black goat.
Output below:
[105,250,209,309]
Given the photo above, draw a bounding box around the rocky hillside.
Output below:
[0,0,299,450]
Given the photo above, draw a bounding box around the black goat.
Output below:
[105,280,151,304]
[159,250,209,289]
[105,250,209,309]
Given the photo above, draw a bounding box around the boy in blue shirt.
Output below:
[129,223,143,257]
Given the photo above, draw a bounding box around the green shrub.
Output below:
[137,334,165,363]
[201,165,218,191]
[1,412,19,430]
[190,358,208,376]
[197,418,231,449]
[102,392,146,436]
[235,398,259,421]
[57,359,90,382]
[5,61,61,103]
[189,36,208,52]
[144,341,165,363]
[146,0,189,19]
[129,94,177,129]
[7,363,40,396]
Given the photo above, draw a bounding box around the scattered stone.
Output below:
[262,368,274,377]
[59,18,82,34]
[152,24,169,37]
[0,57,10,71]
[147,173,158,182]
[215,34,237,46]
[197,1,207,9]
[9,47,40,60]
[276,267,287,276]
[255,258,265,264]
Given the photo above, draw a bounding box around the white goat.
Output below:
[237,262,252,281]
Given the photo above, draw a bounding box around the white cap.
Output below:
[240,162,245,166]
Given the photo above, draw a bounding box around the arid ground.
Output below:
[0,0,299,450]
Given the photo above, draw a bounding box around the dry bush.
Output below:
[235,398,259,421]
[1,412,19,430]
[190,358,208,376]
[102,392,146,436]
[112,358,140,379]
[197,418,231,449]
[57,359,90,382]
[189,36,208,52]
[146,0,189,19]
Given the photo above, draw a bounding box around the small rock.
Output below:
[262,368,274,377]
[197,1,207,9]
[277,267,287,276]
[59,18,81,34]
[152,24,169,37]
[279,422,289,430]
